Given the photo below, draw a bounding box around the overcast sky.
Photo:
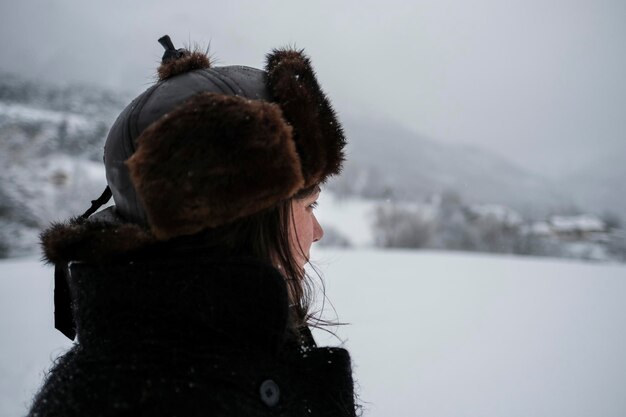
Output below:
[1,0,624,178]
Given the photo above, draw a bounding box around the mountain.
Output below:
[558,150,626,223]
[328,115,570,218]
[0,71,615,257]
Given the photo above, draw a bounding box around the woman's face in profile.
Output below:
[289,188,324,268]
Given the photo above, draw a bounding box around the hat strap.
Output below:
[80,186,112,220]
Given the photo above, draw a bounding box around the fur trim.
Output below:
[265,48,346,187]
[158,51,211,81]
[41,217,156,264]
[127,92,305,240]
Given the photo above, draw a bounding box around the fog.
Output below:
[1,0,625,177]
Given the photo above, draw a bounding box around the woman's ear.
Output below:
[127,93,305,240]
[266,49,346,187]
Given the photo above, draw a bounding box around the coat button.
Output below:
[259,379,280,407]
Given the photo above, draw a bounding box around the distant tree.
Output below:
[317,225,352,248]
[56,119,69,148]
[472,217,514,253]
[439,189,463,218]
[601,211,622,230]
[607,230,626,261]
[373,204,434,249]
[0,239,8,259]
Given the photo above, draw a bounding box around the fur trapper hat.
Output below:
[103,35,345,240]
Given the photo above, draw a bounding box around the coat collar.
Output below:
[44,207,291,355]
[41,207,158,265]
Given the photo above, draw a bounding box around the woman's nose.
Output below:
[313,214,324,242]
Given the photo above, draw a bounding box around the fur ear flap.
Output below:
[265,48,346,187]
[127,92,305,240]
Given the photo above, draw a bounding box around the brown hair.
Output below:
[162,185,322,332]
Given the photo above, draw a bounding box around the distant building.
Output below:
[549,215,607,239]
[528,215,607,240]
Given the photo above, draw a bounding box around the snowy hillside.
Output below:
[1,72,623,262]
[330,116,569,215]
[0,73,123,256]
[560,150,626,222]
[315,192,626,262]
[2,250,626,417]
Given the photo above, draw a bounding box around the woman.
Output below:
[28,35,357,417]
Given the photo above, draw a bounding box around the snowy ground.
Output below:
[315,192,377,246]
[2,249,626,417]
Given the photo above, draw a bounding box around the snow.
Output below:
[550,215,606,233]
[0,102,90,134]
[4,153,106,225]
[2,250,626,417]
[314,193,438,248]
[316,192,377,247]
[0,257,73,416]
[528,221,552,236]
[311,249,626,417]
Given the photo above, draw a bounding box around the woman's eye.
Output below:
[308,201,319,211]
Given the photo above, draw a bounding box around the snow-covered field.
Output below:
[1,249,625,417]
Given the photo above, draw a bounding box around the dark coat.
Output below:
[28,210,357,417]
